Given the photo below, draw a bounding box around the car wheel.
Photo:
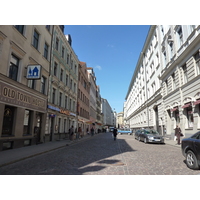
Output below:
[144,138,147,144]
[186,150,199,170]
[138,137,141,141]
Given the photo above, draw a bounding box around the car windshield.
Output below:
[145,130,160,135]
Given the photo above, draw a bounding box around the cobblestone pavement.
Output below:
[0,133,199,175]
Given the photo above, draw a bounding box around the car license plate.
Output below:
[154,139,160,141]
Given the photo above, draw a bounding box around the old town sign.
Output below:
[26,65,42,79]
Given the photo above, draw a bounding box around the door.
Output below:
[2,106,15,136]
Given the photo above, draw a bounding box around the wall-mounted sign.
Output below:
[26,65,42,79]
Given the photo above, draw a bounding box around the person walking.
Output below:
[175,125,182,145]
[70,125,74,141]
[113,127,118,141]
[91,127,94,136]
[77,127,82,139]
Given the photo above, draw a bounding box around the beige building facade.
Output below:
[0,25,52,150]
[46,26,79,141]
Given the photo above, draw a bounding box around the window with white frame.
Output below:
[194,50,200,76]
[182,64,188,84]
[172,73,176,90]
[177,26,183,47]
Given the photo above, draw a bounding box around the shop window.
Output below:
[174,109,180,125]
[2,106,15,136]
[186,107,194,128]
[23,110,32,135]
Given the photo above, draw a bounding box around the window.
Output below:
[186,106,194,128]
[41,76,46,94]
[65,96,68,109]
[46,25,50,32]
[44,42,49,59]
[62,46,65,58]
[23,110,31,135]
[172,73,176,90]
[194,50,200,75]
[60,69,63,81]
[9,54,19,81]
[177,26,183,47]
[14,25,24,35]
[28,80,35,89]
[67,54,69,64]
[70,79,72,89]
[56,37,59,51]
[165,80,168,95]
[66,74,68,86]
[169,41,173,59]
[33,29,39,50]
[59,92,62,107]
[182,64,188,84]
[52,88,56,104]
[54,62,57,76]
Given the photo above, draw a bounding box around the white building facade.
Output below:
[124,25,200,139]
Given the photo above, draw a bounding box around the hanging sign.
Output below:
[26,65,42,79]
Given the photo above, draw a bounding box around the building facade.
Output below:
[77,61,90,135]
[47,26,79,141]
[0,25,52,150]
[124,25,200,139]
[87,67,97,131]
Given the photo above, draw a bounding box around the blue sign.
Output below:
[26,65,41,79]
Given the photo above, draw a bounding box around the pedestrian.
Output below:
[113,127,118,141]
[175,125,182,145]
[70,125,74,141]
[77,127,82,139]
[91,127,94,136]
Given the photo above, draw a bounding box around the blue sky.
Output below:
[64,25,150,113]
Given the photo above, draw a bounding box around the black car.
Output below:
[181,131,200,170]
[136,129,165,144]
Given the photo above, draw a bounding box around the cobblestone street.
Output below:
[0,132,199,175]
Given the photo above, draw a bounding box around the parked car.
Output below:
[136,129,165,144]
[181,131,200,170]
[135,130,141,140]
[117,128,132,135]
[109,127,114,132]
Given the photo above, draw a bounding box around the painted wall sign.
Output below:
[26,65,42,79]
[0,81,46,112]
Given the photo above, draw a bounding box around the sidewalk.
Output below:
[0,134,180,168]
[0,134,94,167]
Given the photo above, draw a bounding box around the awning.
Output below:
[194,99,200,105]
[182,103,191,108]
[171,107,177,112]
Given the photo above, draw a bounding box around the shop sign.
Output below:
[60,109,70,115]
[26,65,42,79]
[0,81,46,111]
[48,105,60,111]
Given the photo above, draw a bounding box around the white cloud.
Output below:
[95,65,102,70]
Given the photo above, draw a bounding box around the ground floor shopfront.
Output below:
[45,104,77,142]
[0,76,47,151]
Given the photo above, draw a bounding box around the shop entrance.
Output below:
[2,105,15,136]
